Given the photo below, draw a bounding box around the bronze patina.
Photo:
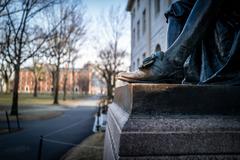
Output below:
[118,0,240,85]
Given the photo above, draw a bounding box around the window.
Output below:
[142,9,146,34]
[75,87,79,92]
[154,0,160,15]
[137,20,140,40]
[132,8,135,19]
[137,0,140,9]
[133,28,136,47]
[167,0,172,7]
[155,44,161,52]
[142,53,146,60]
[137,58,140,68]
[132,62,136,71]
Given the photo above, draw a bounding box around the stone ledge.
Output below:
[106,103,240,158]
[104,84,240,160]
[118,155,240,160]
[114,84,240,116]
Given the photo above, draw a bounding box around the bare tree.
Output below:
[45,1,86,104]
[30,58,45,97]
[71,55,79,99]
[0,0,11,16]
[0,55,13,93]
[62,55,80,101]
[96,44,127,100]
[63,49,81,100]
[0,0,59,115]
[95,6,129,101]
[46,62,57,95]
[0,4,12,94]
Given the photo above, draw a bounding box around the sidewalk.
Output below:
[0,99,97,160]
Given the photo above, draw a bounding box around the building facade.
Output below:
[18,63,106,95]
[127,0,175,71]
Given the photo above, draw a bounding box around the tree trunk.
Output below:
[33,77,38,97]
[51,71,55,96]
[72,69,75,99]
[11,65,20,115]
[6,80,9,93]
[106,79,113,101]
[0,80,2,93]
[108,87,113,101]
[63,76,67,101]
[53,63,60,104]
[4,78,9,93]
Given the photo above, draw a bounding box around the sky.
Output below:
[21,0,131,69]
[83,0,127,17]
[76,0,130,67]
[75,0,131,68]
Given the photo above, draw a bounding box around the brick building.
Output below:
[18,63,105,95]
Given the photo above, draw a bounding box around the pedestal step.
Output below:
[104,84,240,160]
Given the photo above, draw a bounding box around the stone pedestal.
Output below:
[103,84,240,160]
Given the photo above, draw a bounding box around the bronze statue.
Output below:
[118,0,240,85]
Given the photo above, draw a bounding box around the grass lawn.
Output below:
[0,128,22,135]
[0,93,52,106]
[0,93,90,107]
[61,132,105,160]
[0,93,92,122]
[0,110,64,121]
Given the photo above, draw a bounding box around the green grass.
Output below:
[0,93,90,106]
[0,93,52,106]
[0,128,22,135]
[0,110,64,121]
[0,93,92,122]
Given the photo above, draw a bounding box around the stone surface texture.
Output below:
[104,84,240,160]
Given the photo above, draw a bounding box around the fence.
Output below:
[0,111,21,133]
[37,117,103,160]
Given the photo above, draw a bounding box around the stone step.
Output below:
[114,83,240,116]
[104,84,240,160]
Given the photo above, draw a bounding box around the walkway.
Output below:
[0,98,98,160]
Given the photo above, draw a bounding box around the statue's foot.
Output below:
[117,52,184,83]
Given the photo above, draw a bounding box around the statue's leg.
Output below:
[166,0,224,66]
[167,16,185,48]
[166,0,195,48]
[118,0,224,83]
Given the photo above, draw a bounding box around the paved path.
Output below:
[0,98,98,160]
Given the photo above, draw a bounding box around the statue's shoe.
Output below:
[118,51,184,83]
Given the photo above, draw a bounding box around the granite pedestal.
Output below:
[103,84,240,160]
